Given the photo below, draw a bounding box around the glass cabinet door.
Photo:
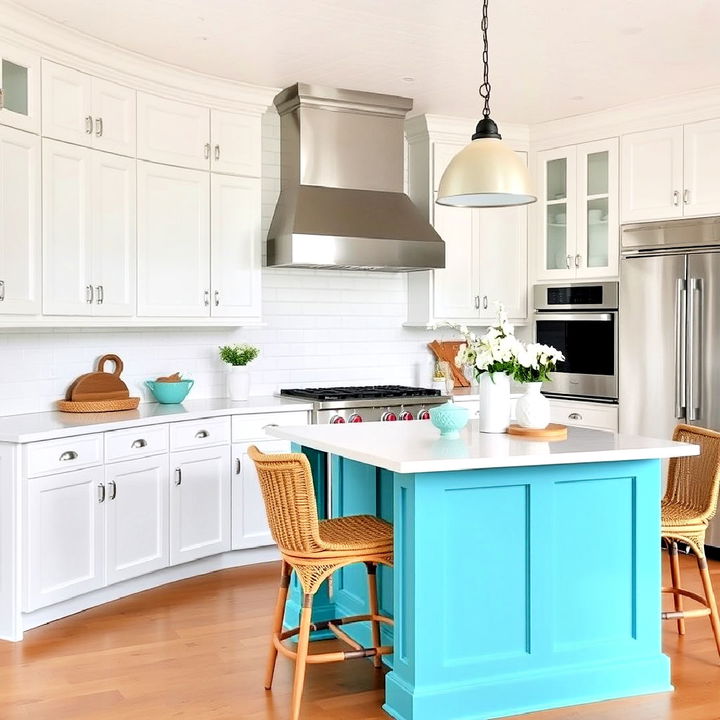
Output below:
[0,45,39,133]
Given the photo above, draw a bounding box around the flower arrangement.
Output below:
[514,343,565,383]
[218,344,260,367]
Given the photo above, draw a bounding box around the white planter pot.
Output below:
[227,365,250,402]
[515,382,550,429]
[476,372,510,433]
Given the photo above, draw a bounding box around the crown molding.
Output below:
[0,1,277,113]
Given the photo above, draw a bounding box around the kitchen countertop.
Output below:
[267,420,698,474]
[0,397,313,444]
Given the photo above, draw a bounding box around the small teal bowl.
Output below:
[145,379,194,404]
[429,402,470,439]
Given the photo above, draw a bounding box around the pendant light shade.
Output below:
[436,0,536,209]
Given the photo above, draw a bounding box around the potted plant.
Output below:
[512,343,565,429]
[219,344,260,402]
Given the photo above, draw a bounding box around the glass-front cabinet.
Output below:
[537,138,618,280]
[0,44,40,133]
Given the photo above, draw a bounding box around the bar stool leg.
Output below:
[366,562,382,668]
[697,554,720,658]
[291,593,314,720]
[668,541,686,635]
[265,561,292,690]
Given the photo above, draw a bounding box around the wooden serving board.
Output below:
[507,423,568,440]
[428,341,470,388]
[65,354,130,402]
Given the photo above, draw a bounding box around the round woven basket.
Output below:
[57,397,140,413]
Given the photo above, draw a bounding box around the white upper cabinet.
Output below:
[137,161,210,317]
[210,174,261,318]
[0,126,40,315]
[137,92,210,170]
[0,43,40,133]
[537,138,618,280]
[42,61,136,156]
[210,109,261,177]
[682,118,720,218]
[620,126,683,223]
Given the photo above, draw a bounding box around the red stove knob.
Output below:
[399,409,414,421]
[418,408,431,420]
[381,410,398,422]
[330,415,346,424]
[348,413,363,423]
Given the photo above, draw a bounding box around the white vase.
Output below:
[476,372,511,433]
[227,365,250,402]
[515,382,550,429]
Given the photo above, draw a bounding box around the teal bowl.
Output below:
[429,402,470,439]
[145,379,194,404]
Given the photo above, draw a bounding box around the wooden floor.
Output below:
[1,554,719,720]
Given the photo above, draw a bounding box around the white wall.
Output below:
[0,110,450,416]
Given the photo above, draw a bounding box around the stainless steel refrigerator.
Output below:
[620,217,720,548]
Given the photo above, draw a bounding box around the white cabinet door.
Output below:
[42,139,93,316]
[432,197,479,321]
[620,126,683,223]
[169,446,231,564]
[210,174,261,318]
[0,43,40,133]
[25,467,105,611]
[41,61,93,146]
[137,161,210,317]
[210,110,261,177]
[232,440,280,550]
[137,92,210,170]
[92,78,136,157]
[105,456,168,585]
[683,118,720,218]
[91,151,136,316]
[0,126,40,315]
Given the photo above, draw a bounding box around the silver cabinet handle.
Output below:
[108,480,117,500]
[195,430,209,439]
[96,285,104,305]
[203,290,210,306]
[688,277,702,421]
[675,277,687,419]
[673,190,680,206]
[214,144,220,161]
[95,117,103,137]
[98,483,106,503]
[174,467,182,486]
[482,295,488,310]
[131,438,147,449]
[59,450,78,461]
[575,254,581,268]
[235,457,241,475]
[86,285,94,304]
[204,142,211,160]
[85,115,93,134]
[568,412,582,421]
[0,280,5,302]
[474,295,480,310]
[566,254,572,269]
[684,189,690,205]
[214,290,220,307]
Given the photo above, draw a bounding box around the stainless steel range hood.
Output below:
[266,83,445,271]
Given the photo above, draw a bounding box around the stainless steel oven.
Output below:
[533,282,619,401]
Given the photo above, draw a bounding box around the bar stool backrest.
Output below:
[665,424,720,522]
[248,445,324,555]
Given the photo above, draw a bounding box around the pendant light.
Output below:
[437,0,536,208]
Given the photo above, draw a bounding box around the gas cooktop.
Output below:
[280,385,442,402]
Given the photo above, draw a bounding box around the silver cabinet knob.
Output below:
[85,115,93,134]
[195,430,209,439]
[96,285,104,305]
[174,467,182,486]
[204,142,211,160]
[482,295,488,310]
[474,295,480,310]
[214,144,220,161]
[673,190,680,206]
[684,189,690,205]
[568,412,582,421]
[86,285,94,304]
[97,483,106,503]
[214,290,220,307]
[235,457,241,475]
[131,438,147,449]
[203,290,210,307]
[95,117,103,137]
[574,254,581,268]
[108,480,117,500]
[59,450,78,461]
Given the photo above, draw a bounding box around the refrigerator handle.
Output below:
[688,277,702,422]
[675,278,687,419]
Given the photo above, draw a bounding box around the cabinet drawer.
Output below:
[549,401,618,432]
[105,424,168,463]
[232,411,309,442]
[170,417,230,451]
[25,434,103,478]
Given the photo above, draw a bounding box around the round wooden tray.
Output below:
[57,397,140,413]
[507,423,568,440]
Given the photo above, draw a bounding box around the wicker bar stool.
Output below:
[247,446,394,720]
[661,424,720,657]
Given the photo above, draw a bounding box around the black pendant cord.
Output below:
[472,0,501,140]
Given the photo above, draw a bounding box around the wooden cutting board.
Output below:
[65,354,131,402]
[428,341,470,388]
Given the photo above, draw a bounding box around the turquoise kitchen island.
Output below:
[267,420,698,720]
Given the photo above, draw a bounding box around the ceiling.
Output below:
[8,0,720,123]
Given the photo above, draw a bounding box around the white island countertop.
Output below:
[267,420,698,474]
[0,396,313,444]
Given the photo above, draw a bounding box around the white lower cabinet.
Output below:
[169,445,231,564]
[548,399,618,432]
[105,456,168,585]
[25,466,105,611]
